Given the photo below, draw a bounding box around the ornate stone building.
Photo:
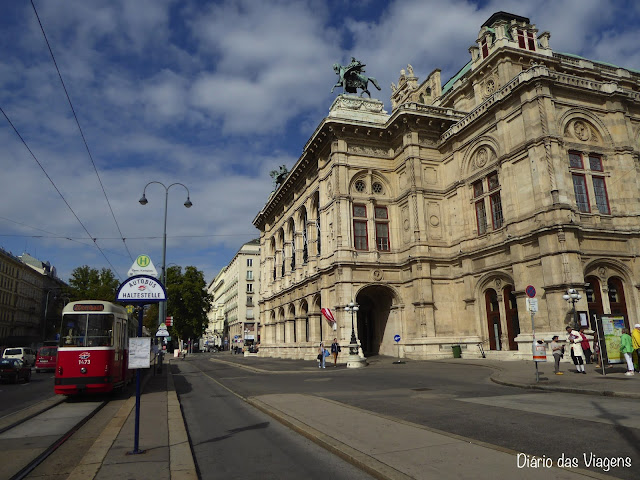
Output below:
[252,12,640,361]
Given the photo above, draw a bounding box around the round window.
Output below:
[372,182,383,194]
[355,180,366,193]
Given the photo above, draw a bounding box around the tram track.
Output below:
[0,398,108,480]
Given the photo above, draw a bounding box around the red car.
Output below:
[36,346,58,373]
[0,358,31,383]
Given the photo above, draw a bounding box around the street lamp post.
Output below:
[563,288,582,329]
[344,300,366,368]
[43,288,66,342]
[139,182,192,332]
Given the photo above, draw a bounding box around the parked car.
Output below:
[35,346,58,373]
[0,358,31,383]
[2,347,36,367]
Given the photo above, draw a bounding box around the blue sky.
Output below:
[1,0,639,285]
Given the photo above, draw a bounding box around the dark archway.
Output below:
[485,289,502,350]
[608,277,630,330]
[503,285,519,350]
[585,276,604,329]
[355,285,395,356]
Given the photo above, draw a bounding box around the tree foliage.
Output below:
[165,265,212,341]
[68,265,120,302]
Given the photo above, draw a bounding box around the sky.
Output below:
[1,0,639,286]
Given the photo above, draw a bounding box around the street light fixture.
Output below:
[344,300,366,368]
[563,288,582,329]
[139,181,192,332]
[344,301,359,353]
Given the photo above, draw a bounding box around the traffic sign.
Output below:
[394,334,401,343]
[128,255,158,277]
[165,316,173,327]
[526,298,539,313]
[156,329,169,337]
[526,285,536,298]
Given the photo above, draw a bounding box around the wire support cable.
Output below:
[31,0,134,263]
[0,107,124,279]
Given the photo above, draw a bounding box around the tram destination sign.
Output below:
[116,275,167,303]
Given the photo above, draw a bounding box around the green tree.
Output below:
[68,265,120,301]
[165,265,212,341]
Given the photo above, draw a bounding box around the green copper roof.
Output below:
[442,60,472,95]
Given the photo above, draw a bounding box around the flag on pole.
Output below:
[321,308,335,323]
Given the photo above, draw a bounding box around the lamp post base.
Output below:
[346,343,367,368]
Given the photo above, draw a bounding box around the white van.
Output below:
[2,347,36,367]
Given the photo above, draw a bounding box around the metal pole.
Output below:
[43,290,52,342]
[131,307,145,454]
[531,311,539,383]
[160,187,168,332]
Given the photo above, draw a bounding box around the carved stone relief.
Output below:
[475,147,489,168]
[401,205,410,243]
[573,120,591,141]
[372,269,383,281]
[483,77,497,98]
[348,144,389,157]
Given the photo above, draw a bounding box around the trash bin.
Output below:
[452,345,462,358]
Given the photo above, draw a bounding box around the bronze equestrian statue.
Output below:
[331,57,381,98]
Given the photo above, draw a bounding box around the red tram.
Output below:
[55,300,137,395]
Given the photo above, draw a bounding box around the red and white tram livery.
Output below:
[55,300,136,395]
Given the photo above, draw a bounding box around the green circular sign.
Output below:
[137,255,151,268]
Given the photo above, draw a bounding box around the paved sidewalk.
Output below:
[78,352,637,479]
[69,359,196,480]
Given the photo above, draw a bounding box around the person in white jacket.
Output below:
[566,326,586,374]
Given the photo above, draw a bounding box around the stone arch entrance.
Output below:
[355,285,397,356]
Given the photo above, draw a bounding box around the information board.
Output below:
[129,337,151,369]
[601,315,625,364]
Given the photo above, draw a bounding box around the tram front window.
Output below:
[59,314,114,347]
[87,315,113,346]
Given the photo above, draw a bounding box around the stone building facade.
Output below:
[252,12,640,361]
[0,249,67,347]
[214,239,261,348]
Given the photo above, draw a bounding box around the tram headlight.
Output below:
[80,367,87,374]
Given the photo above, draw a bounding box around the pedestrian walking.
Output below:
[566,326,586,374]
[631,324,640,372]
[330,338,341,367]
[620,328,634,376]
[579,327,593,364]
[318,342,326,369]
[550,335,564,375]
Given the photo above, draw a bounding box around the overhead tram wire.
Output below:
[31,0,134,264]
[0,106,124,280]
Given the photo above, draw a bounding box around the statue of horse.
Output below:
[269,165,289,189]
[331,58,381,98]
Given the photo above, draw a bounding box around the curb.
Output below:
[247,396,413,480]
[490,375,640,399]
[167,362,198,480]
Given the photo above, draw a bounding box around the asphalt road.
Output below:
[175,354,639,480]
[0,369,55,418]
[172,359,376,480]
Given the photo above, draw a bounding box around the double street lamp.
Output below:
[139,181,192,330]
[344,301,359,354]
[563,288,582,329]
